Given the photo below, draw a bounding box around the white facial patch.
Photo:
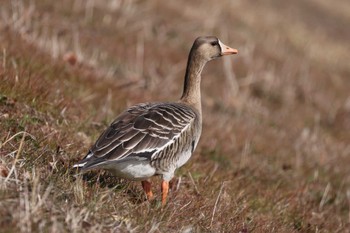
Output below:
[218,39,225,52]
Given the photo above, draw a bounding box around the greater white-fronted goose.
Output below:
[73,36,238,205]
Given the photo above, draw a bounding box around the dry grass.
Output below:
[1,0,350,232]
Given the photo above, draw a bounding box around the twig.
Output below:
[221,31,239,97]
[210,181,225,228]
[188,172,199,195]
[1,131,35,149]
[239,141,251,169]
[319,182,331,211]
[5,132,26,184]
[346,189,350,224]
[223,56,239,96]
[2,48,6,70]
[175,176,182,191]
[179,200,192,211]
[204,162,218,183]
[136,32,144,79]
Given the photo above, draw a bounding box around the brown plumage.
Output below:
[73,36,238,205]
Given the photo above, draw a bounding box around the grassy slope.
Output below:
[1,0,350,232]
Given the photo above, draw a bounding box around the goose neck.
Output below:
[180,54,206,111]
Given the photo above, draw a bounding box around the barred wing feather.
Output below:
[78,103,196,169]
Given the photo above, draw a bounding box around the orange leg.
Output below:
[141,180,154,201]
[161,180,169,206]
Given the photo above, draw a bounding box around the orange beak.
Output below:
[219,40,238,55]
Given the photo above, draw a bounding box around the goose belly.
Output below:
[176,149,193,169]
[105,160,156,181]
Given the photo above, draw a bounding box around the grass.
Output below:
[1,0,350,232]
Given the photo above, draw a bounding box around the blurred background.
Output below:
[1,0,350,232]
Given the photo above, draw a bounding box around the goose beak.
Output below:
[218,40,238,56]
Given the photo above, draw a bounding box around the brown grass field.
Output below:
[1,0,350,232]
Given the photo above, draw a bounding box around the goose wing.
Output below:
[75,102,196,169]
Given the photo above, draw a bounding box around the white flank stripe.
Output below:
[73,162,87,168]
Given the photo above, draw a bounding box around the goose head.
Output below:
[191,36,238,62]
[181,36,238,106]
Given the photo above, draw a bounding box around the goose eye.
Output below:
[210,41,218,46]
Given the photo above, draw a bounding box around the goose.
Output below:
[73,36,238,206]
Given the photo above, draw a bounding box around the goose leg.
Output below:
[161,180,169,206]
[141,180,153,201]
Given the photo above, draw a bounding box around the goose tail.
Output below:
[72,151,93,169]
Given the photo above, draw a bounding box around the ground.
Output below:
[1,0,350,232]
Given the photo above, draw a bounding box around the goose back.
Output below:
[77,102,201,178]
